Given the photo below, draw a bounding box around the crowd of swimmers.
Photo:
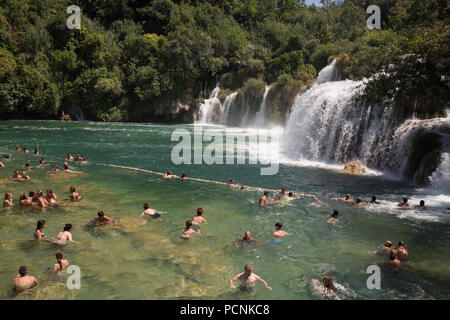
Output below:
[2,145,424,296]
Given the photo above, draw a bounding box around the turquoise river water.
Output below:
[0,120,449,299]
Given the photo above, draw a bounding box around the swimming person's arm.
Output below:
[255,274,272,290]
[229,273,241,289]
[233,239,241,248]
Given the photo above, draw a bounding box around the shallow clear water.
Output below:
[0,120,449,300]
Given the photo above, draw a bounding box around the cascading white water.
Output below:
[219,92,238,125]
[197,86,221,123]
[253,86,271,127]
[282,59,450,183]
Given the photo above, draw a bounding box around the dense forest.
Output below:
[0,0,448,122]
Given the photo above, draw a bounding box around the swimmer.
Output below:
[80,157,88,164]
[267,195,281,205]
[52,250,69,272]
[68,186,82,201]
[3,193,14,208]
[353,197,366,207]
[233,231,262,248]
[141,203,166,218]
[19,193,28,206]
[75,153,82,161]
[387,250,401,270]
[38,157,46,166]
[45,189,57,204]
[23,147,29,154]
[34,146,39,156]
[28,191,37,206]
[179,173,188,181]
[89,211,114,225]
[327,210,339,225]
[229,264,272,291]
[66,153,74,161]
[12,170,22,180]
[63,162,74,173]
[272,222,292,238]
[368,195,380,204]
[312,275,337,294]
[240,185,249,190]
[228,178,240,189]
[52,165,60,172]
[25,161,31,169]
[35,190,48,208]
[180,220,200,239]
[55,224,74,243]
[283,192,299,202]
[34,220,47,240]
[162,171,177,179]
[15,145,21,152]
[278,185,288,195]
[396,241,408,261]
[12,266,37,293]
[377,241,393,255]
[332,194,355,203]
[192,208,207,226]
[21,171,30,180]
[259,191,270,207]
[397,197,409,207]
[415,200,426,210]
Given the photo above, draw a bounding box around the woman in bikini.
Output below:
[45,189,57,205]
[52,250,69,273]
[3,193,14,208]
[181,220,200,239]
[55,224,74,243]
[34,220,47,240]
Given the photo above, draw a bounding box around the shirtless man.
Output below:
[327,210,339,226]
[387,250,401,271]
[192,208,207,226]
[368,195,380,204]
[12,266,37,293]
[396,241,408,261]
[415,200,426,210]
[12,170,22,180]
[259,191,270,207]
[278,185,288,196]
[21,171,30,180]
[89,211,113,225]
[397,197,409,207]
[229,264,272,292]
[377,241,393,255]
[162,171,177,179]
[141,203,166,219]
[353,197,366,207]
[180,220,200,239]
[273,222,292,238]
[228,178,239,189]
[332,194,355,203]
[233,231,262,248]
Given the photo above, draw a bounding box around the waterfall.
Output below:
[282,60,450,183]
[219,92,238,125]
[253,86,271,127]
[197,86,221,124]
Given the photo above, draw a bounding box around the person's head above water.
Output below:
[185,220,192,229]
[371,195,377,202]
[345,194,351,200]
[402,197,408,203]
[69,186,76,193]
[180,173,186,178]
[97,211,105,218]
[332,209,339,218]
[229,178,234,183]
[322,275,336,291]
[274,196,280,200]
[244,263,253,275]
[384,241,393,247]
[166,171,172,175]
[398,241,405,248]
[36,219,45,231]
[18,265,28,277]
[196,208,203,216]
[143,203,150,210]
[275,222,282,230]
[264,191,269,196]
[281,186,286,192]
[356,197,363,203]
[55,250,64,266]
[244,231,251,239]
[288,192,293,197]
[419,200,425,206]
[63,223,72,232]
[389,249,398,260]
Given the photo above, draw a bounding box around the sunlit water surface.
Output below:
[0,120,449,300]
